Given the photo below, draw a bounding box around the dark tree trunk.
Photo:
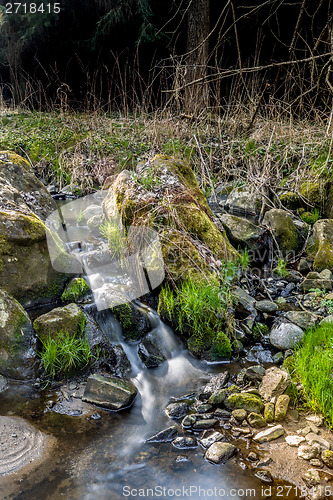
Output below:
[184,0,210,113]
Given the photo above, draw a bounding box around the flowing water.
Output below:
[0,304,298,500]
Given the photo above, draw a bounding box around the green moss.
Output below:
[209,332,232,360]
[253,322,269,340]
[264,402,275,423]
[0,151,31,170]
[225,393,264,413]
[300,181,327,210]
[61,278,91,302]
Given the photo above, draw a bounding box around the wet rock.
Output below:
[214,409,231,419]
[145,426,178,443]
[306,220,333,272]
[61,277,91,302]
[259,367,290,401]
[225,393,264,413]
[82,374,137,411]
[255,300,278,314]
[196,404,213,414]
[218,213,263,250]
[0,289,37,379]
[247,412,266,429]
[263,209,299,254]
[199,431,224,449]
[247,452,259,461]
[172,436,197,449]
[182,415,196,428]
[0,375,8,392]
[200,372,229,399]
[166,402,189,419]
[208,389,227,406]
[284,311,317,330]
[33,303,86,343]
[192,419,218,430]
[205,441,237,464]
[264,402,275,423]
[298,444,321,460]
[254,470,273,484]
[280,282,296,297]
[233,287,256,314]
[138,334,166,368]
[270,322,304,350]
[253,425,285,443]
[274,394,290,422]
[305,433,331,451]
[285,435,306,447]
[244,365,266,381]
[321,450,333,468]
[232,409,247,422]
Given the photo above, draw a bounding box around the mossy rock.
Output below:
[263,209,298,254]
[111,302,150,342]
[279,191,302,210]
[209,332,232,360]
[306,220,333,272]
[264,402,275,423]
[0,151,31,170]
[225,393,264,413]
[33,303,86,343]
[299,181,327,212]
[61,278,91,302]
[0,288,37,379]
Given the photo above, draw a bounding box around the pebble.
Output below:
[199,431,224,449]
[285,435,306,447]
[253,425,285,443]
[254,470,273,484]
[172,437,197,449]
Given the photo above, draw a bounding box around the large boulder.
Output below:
[0,289,37,379]
[306,220,333,272]
[262,209,298,254]
[270,322,304,350]
[0,151,68,306]
[33,303,86,343]
[102,155,238,283]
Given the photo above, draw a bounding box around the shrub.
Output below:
[39,330,91,379]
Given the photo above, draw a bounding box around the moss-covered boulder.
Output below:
[224,393,264,413]
[263,209,298,254]
[0,288,37,379]
[0,152,68,306]
[102,155,238,284]
[306,220,333,271]
[218,213,263,250]
[33,303,86,343]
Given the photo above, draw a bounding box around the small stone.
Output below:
[82,374,137,411]
[321,449,333,468]
[264,402,275,423]
[298,444,321,460]
[192,419,218,430]
[284,311,317,330]
[182,415,196,428]
[309,459,322,468]
[306,433,330,451]
[285,435,306,447]
[301,425,320,436]
[320,269,333,280]
[302,469,321,487]
[199,431,224,449]
[205,442,237,464]
[145,426,178,443]
[306,415,324,427]
[255,300,278,314]
[272,352,284,364]
[232,409,247,422]
[196,404,213,414]
[247,452,259,461]
[253,425,285,443]
[254,470,273,484]
[172,437,197,449]
[244,365,266,381]
[247,412,266,429]
[166,402,189,419]
[208,389,227,406]
[274,394,290,422]
[214,409,231,419]
[201,372,230,398]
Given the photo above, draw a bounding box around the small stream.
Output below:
[0,304,298,500]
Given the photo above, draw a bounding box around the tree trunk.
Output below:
[184,0,210,114]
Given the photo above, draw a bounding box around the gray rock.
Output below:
[255,300,278,314]
[259,367,290,401]
[298,443,321,460]
[192,419,218,430]
[172,436,197,449]
[306,415,324,427]
[270,322,304,350]
[272,352,284,364]
[247,412,266,429]
[199,431,224,449]
[82,374,137,411]
[0,289,37,379]
[263,209,299,254]
[232,409,247,421]
[33,303,86,343]
[166,402,189,419]
[305,433,330,451]
[244,365,266,381]
[208,389,227,406]
[196,404,213,414]
[233,287,256,314]
[284,311,317,330]
[253,425,284,443]
[320,269,333,280]
[138,334,166,368]
[219,213,263,249]
[145,426,178,443]
[182,415,196,428]
[321,450,333,468]
[285,435,306,447]
[298,258,313,273]
[200,371,229,399]
[302,278,332,293]
[306,220,333,272]
[302,469,321,487]
[205,442,237,464]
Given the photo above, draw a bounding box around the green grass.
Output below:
[158,260,238,357]
[39,330,92,380]
[99,218,128,265]
[61,277,91,302]
[295,323,333,426]
[300,208,320,225]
